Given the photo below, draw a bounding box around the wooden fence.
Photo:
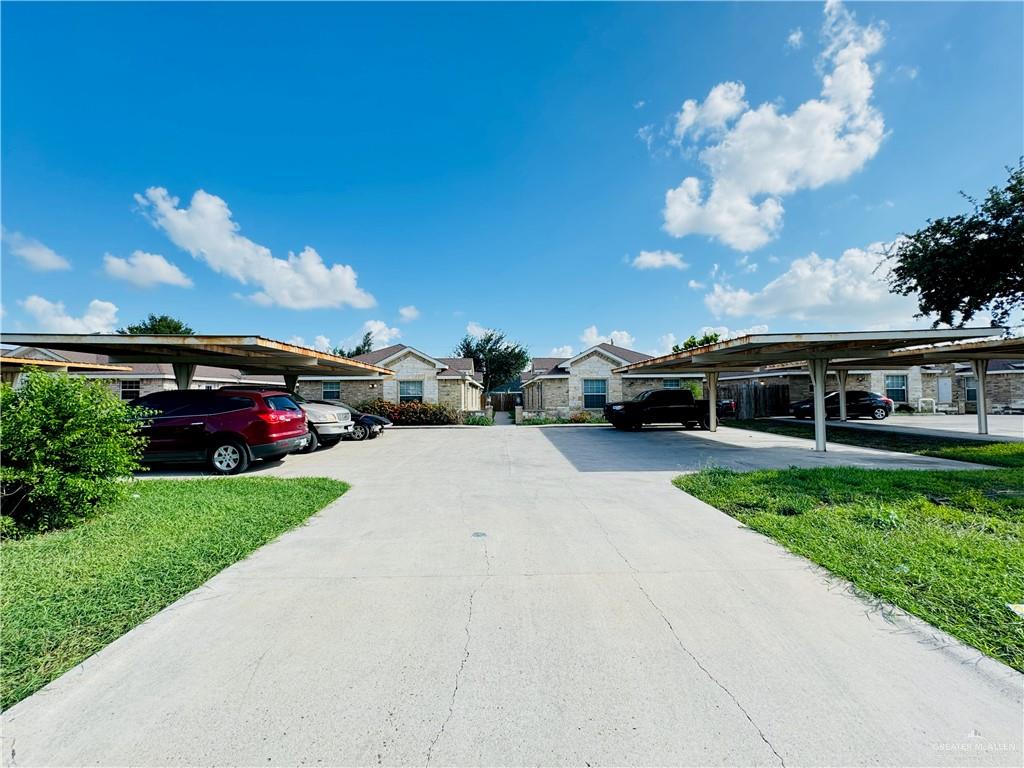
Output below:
[717,382,791,419]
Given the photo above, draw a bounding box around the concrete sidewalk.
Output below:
[770,413,1023,442]
[3,426,1021,766]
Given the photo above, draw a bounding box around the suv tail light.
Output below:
[258,410,301,424]
[882,397,894,405]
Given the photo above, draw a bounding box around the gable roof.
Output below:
[522,344,652,386]
[352,344,479,379]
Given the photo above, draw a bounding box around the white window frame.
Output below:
[582,378,607,409]
[120,380,141,401]
[965,376,978,403]
[884,374,908,403]
[322,381,341,400]
[399,380,424,403]
[663,378,681,389]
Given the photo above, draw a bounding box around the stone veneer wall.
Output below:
[295,380,384,405]
[566,351,624,411]
[377,351,440,405]
[622,378,702,399]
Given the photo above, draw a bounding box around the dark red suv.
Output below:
[130,389,309,474]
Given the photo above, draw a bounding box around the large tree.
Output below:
[453,330,529,393]
[672,331,720,353]
[333,331,374,358]
[116,314,194,335]
[887,161,1024,327]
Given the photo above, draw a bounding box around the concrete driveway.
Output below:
[771,414,1023,442]
[3,425,1021,766]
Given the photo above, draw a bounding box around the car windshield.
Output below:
[288,392,308,404]
[634,390,656,401]
[265,395,301,411]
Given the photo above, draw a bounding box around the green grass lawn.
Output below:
[674,467,1024,671]
[1,477,349,709]
[725,418,1024,467]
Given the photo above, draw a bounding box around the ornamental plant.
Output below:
[356,399,460,426]
[0,369,150,534]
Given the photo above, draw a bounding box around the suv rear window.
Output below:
[265,395,302,411]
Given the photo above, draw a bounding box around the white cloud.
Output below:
[550,345,574,357]
[631,249,688,271]
[2,229,71,271]
[362,320,401,348]
[134,187,375,310]
[688,279,705,290]
[20,295,118,333]
[787,27,804,49]
[581,325,636,349]
[663,1,885,251]
[636,124,655,151]
[673,82,748,142]
[700,324,770,340]
[634,100,646,110]
[398,305,420,322]
[651,333,678,356]
[466,321,493,338]
[704,241,926,329]
[103,250,192,288]
[895,64,918,80]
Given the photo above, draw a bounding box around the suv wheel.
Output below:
[872,407,888,420]
[351,423,370,441]
[209,439,249,475]
[297,428,320,454]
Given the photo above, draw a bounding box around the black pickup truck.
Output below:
[604,388,713,431]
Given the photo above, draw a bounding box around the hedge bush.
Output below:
[357,399,460,426]
[0,369,149,535]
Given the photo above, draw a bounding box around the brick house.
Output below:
[295,344,484,411]
[521,343,702,417]
[2,346,282,398]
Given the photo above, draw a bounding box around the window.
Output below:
[399,380,423,403]
[965,376,978,403]
[322,382,341,400]
[884,374,908,403]
[582,379,607,409]
[120,380,141,401]
[663,379,680,389]
[265,395,302,412]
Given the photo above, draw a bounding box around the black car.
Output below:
[316,400,391,441]
[604,388,713,430]
[790,390,893,420]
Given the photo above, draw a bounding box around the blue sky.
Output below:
[2,1,1022,358]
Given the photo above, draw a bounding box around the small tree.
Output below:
[453,330,530,393]
[0,369,149,534]
[117,314,194,335]
[672,331,721,353]
[887,161,1024,327]
[334,331,374,358]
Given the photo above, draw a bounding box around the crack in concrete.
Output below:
[423,537,492,766]
[581,497,786,768]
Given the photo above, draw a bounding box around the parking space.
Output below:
[7,425,1019,767]
[770,413,1023,442]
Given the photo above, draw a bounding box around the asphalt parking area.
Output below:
[4,425,1020,766]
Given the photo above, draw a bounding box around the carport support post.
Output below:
[706,371,719,432]
[283,374,299,393]
[172,363,196,390]
[808,358,829,452]
[971,359,989,435]
[837,369,849,422]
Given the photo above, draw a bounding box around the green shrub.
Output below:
[462,414,494,426]
[0,369,149,534]
[356,398,460,426]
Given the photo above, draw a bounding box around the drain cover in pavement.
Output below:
[471,532,487,538]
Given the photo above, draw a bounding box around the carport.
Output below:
[0,334,394,390]
[614,329,1002,451]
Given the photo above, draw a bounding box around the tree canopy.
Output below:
[453,330,529,393]
[672,331,721,353]
[334,331,374,358]
[887,161,1024,328]
[116,314,194,335]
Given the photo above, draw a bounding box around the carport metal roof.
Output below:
[613,328,1006,451]
[0,334,394,388]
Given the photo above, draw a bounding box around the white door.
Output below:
[938,377,952,403]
